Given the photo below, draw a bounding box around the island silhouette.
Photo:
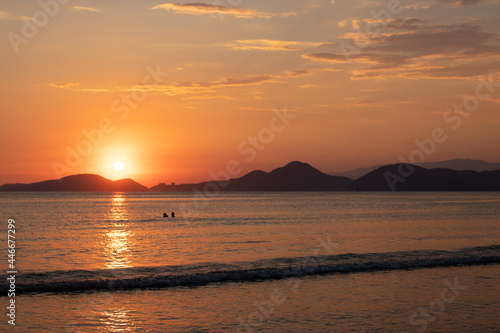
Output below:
[1,161,500,192]
[0,174,148,192]
[330,158,500,179]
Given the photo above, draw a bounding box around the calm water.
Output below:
[1,192,499,332]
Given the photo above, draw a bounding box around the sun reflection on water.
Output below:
[103,193,135,269]
[99,308,137,332]
[109,193,129,221]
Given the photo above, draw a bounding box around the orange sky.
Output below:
[1,0,500,187]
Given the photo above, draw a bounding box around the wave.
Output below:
[2,245,499,295]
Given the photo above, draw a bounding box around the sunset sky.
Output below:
[1,0,500,186]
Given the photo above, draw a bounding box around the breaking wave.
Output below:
[2,245,499,294]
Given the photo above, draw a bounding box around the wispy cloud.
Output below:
[346,99,385,107]
[287,70,311,77]
[438,0,483,5]
[227,39,321,52]
[49,75,277,97]
[166,75,276,89]
[239,106,297,112]
[182,94,235,100]
[404,3,432,10]
[134,75,278,95]
[152,3,293,19]
[0,11,30,21]
[72,6,100,13]
[363,88,385,92]
[49,82,80,89]
[304,21,500,79]
[48,82,109,92]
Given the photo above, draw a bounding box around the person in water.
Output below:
[163,213,168,218]
[171,212,175,218]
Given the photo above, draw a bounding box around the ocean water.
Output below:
[1,192,499,332]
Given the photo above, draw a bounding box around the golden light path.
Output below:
[88,194,137,331]
[103,193,135,269]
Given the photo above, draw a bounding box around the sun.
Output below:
[113,161,125,171]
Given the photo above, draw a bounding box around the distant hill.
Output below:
[2,160,500,192]
[150,161,355,192]
[421,158,500,172]
[0,174,148,192]
[330,158,500,179]
[150,161,500,192]
[329,165,381,180]
[356,164,500,191]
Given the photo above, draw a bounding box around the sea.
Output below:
[0,192,499,332]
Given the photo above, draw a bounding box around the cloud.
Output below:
[399,61,500,80]
[152,3,293,19]
[240,107,297,112]
[404,0,485,9]
[346,99,385,107]
[304,52,409,66]
[404,3,432,10]
[229,39,319,51]
[287,70,311,77]
[182,94,235,100]
[72,6,100,13]
[484,96,500,103]
[303,52,346,62]
[0,11,30,21]
[123,75,278,97]
[49,75,276,96]
[339,18,426,32]
[49,82,80,89]
[363,88,385,92]
[304,21,500,79]
[319,42,338,47]
[438,0,483,5]
[172,75,275,88]
[48,82,109,92]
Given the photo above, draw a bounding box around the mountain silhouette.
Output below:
[330,158,500,179]
[356,164,500,191]
[149,161,354,192]
[0,174,148,192]
[151,161,500,192]
[227,161,353,191]
[421,158,500,172]
[329,165,381,180]
[2,161,500,192]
